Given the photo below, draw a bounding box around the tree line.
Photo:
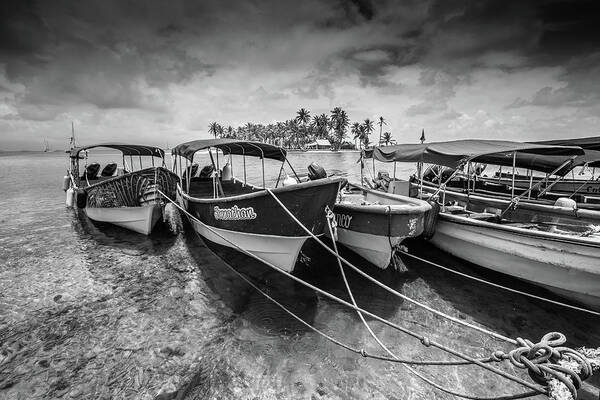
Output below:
[208,108,397,150]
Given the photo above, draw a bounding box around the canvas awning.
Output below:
[70,143,165,158]
[362,139,584,175]
[531,136,600,151]
[172,139,287,161]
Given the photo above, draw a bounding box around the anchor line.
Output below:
[263,189,518,345]
[263,188,595,400]
[397,250,600,317]
[157,189,552,397]
[323,209,541,400]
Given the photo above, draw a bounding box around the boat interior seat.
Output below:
[187,178,256,198]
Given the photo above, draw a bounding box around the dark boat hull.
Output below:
[180,178,343,271]
[329,184,431,268]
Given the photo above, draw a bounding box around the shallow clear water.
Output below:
[0,151,599,400]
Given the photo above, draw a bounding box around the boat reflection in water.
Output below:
[171,139,344,272]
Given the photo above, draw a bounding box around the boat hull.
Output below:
[180,178,343,271]
[85,204,162,235]
[430,214,600,309]
[328,184,431,269]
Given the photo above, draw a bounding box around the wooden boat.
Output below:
[66,144,178,235]
[328,183,431,269]
[363,140,600,310]
[171,139,344,272]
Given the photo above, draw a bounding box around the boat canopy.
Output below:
[531,136,600,151]
[172,139,287,161]
[362,139,585,175]
[70,143,164,158]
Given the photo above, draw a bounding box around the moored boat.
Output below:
[328,183,432,268]
[66,144,178,235]
[171,139,344,272]
[363,140,600,310]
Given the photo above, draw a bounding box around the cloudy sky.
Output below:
[1,0,599,150]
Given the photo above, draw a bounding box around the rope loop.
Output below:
[421,337,431,347]
[506,333,593,399]
[324,205,338,241]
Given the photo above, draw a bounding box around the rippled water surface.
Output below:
[0,151,599,400]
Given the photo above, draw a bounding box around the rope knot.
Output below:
[420,337,431,347]
[490,350,506,362]
[359,349,367,357]
[507,332,593,400]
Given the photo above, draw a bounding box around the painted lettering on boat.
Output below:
[214,205,257,220]
[335,213,353,228]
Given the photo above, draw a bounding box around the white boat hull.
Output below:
[188,217,309,273]
[327,227,403,269]
[85,204,162,235]
[430,214,600,309]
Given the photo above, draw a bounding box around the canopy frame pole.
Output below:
[139,155,143,170]
[537,159,577,198]
[243,152,247,185]
[418,156,423,200]
[501,157,576,217]
[360,155,364,185]
[497,166,502,181]
[275,161,285,188]
[393,162,397,180]
[511,152,516,199]
[208,149,224,198]
[185,157,190,194]
[122,155,126,171]
[130,155,134,171]
[286,158,300,181]
[262,156,265,188]
[593,167,596,180]
[528,171,533,200]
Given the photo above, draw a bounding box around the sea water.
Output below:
[0,151,599,399]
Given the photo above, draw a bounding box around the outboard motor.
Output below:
[307,163,327,180]
[222,162,233,180]
[186,163,199,178]
[198,164,214,179]
[81,163,100,180]
[101,162,117,177]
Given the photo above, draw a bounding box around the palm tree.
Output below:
[362,118,374,148]
[226,125,234,138]
[381,131,395,146]
[377,116,386,145]
[208,122,220,138]
[351,122,362,149]
[295,108,310,125]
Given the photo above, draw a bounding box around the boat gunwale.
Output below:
[179,176,344,204]
[80,166,177,190]
[337,182,432,215]
[439,212,600,248]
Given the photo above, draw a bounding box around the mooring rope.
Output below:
[397,250,600,317]
[156,189,551,396]
[263,188,518,345]
[157,189,595,399]
[323,208,541,400]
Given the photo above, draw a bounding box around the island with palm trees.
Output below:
[206,107,397,151]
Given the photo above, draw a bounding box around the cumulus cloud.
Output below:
[0,0,599,149]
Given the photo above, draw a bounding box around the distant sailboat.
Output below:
[43,139,50,152]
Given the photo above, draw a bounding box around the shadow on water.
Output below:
[296,238,419,321]
[182,228,319,338]
[402,238,600,393]
[71,208,178,253]
[182,226,418,338]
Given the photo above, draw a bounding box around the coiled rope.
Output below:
[157,189,595,399]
